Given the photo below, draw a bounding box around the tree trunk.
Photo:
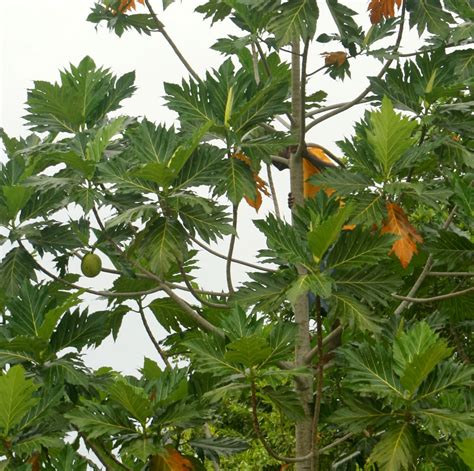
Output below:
[290,38,313,471]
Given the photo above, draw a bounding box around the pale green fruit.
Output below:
[81,252,102,278]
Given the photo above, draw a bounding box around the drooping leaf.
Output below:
[308,168,373,196]
[66,402,136,439]
[381,202,423,268]
[286,273,333,303]
[50,309,110,352]
[368,0,402,24]
[255,213,312,266]
[457,438,474,469]
[330,399,391,432]
[133,216,188,275]
[189,437,249,460]
[325,0,363,53]
[425,230,474,270]
[370,423,415,471]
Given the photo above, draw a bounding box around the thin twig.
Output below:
[79,432,130,470]
[143,0,200,81]
[319,433,353,454]
[101,266,231,296]
[307,64,328,77]
[392,286,474,303]
[138,298,171,368]
[178,264,230,309]
[190,236,275,273]
[395,40,474,57]
[19,242,161,298]
[92,206,224,337]
[255,40,294,127]
[428,271,473,277]
[305,98,371,119]
[394,205,456,315]
[266,163,281,219]
[304,324,343,364]
[305,3,406,133]
[226,205,238,294]
[306,142,346,168]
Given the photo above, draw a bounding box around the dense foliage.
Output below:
[0,0,473,469]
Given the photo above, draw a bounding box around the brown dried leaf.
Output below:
[323,51,347,66]
[381,202,423,268]
[368,0,403,24]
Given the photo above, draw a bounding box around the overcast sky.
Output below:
[0,0,421,375]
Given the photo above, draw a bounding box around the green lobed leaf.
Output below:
[330,293,383,333]
[370,423,415,471]
[286,272,333,304]
[308,204,353,262]
[367,96,417,179]
[0,365,38,435]
[268,0,319,45]
[24,56,136,133]
[108,379,153,425]
[341,343,403,397]
[327,227,394,270]
[0,247,37,299]
[393,322,452,396]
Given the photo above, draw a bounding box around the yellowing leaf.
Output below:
[118,0,145,13]
[304,147,336,198]
[233,152,269,211]
[323,51,347,66]
[368,0,403,24]
[151,447,194,470]
[381,202,423,268]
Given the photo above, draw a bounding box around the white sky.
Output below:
[0,0,421,375]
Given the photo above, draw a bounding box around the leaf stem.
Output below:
[143,0,200,81]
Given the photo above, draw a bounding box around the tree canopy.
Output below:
[0,0,473,470]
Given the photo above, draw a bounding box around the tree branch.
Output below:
[137,298,171,368]
[428,271,473,277]
[190,237,275,274]
[266,163,281,219]
[178,264,231,309]
[20,242,161,298]
[80,432,130,471]
[92,206,224,337]
[226,204,238,294]
[143,0,200,81]
[392,286,474,303]
[305,2,406,132]
[306,142,346,168]
[304,324,343,364]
